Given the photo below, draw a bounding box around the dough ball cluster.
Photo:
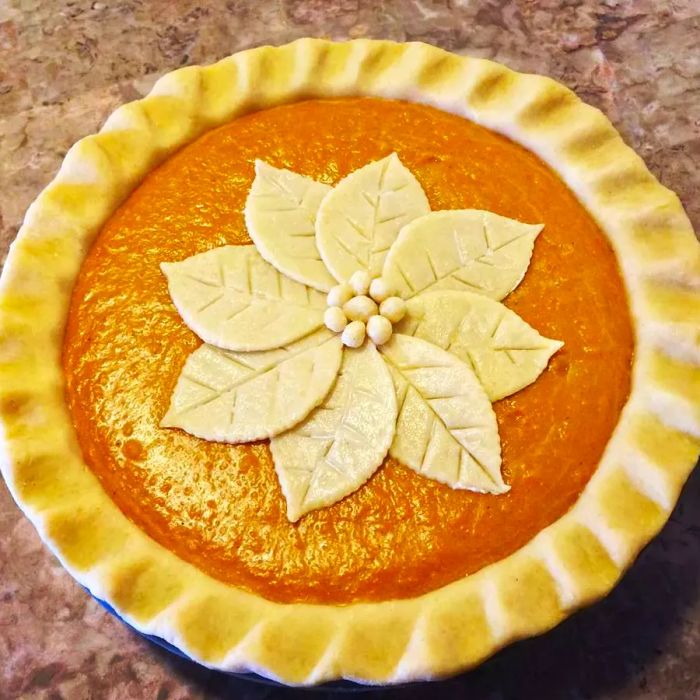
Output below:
[324,271,406,347]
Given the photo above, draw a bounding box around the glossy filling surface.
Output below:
[63,97,634,604]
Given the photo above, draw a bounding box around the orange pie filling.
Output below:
[62,97,634,604]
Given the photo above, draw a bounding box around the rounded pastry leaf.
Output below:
[270,342,397,522]
[161,329,342,443]
[382,210,543,300]
[379,334,507,494]
[244,160,336,292]
[316,153,430,282]
[161,245,327,351]
[398,290,563,401]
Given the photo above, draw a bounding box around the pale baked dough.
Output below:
[244,160,335,291]
[0,39,698,686]
[315,153,430,281]
[380,334,505,493]
[162,244,327,351]
[383,210,542,300]
[164,159,529,507]
[270,342,396,521]
[162,329,342,442]
[398,290,564,401]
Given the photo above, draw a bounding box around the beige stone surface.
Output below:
[0,1,698,697]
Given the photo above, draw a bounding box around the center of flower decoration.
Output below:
[324,270,407,348]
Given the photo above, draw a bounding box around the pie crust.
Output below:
[1,39,699,685]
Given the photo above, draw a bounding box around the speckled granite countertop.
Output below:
[1,1,699,698]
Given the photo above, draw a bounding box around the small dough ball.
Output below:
[349,270,371,296]
[380,296,407,323]
[342,320,366,348]
[367,315,393,346]
[369,277,395,303]
[327,283,353,308]
[324,306,348,333]
[343,295,378,322]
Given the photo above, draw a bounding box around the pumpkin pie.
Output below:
[1,39,699,685]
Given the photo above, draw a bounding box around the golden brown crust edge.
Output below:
[0,39,699,686]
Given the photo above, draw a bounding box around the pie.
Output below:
[1,39,699,686]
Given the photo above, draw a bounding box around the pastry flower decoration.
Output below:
[161,154,563,521]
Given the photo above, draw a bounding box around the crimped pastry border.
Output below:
[1,39,699,686]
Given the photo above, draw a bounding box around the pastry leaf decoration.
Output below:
[397,291,563,401]
[270,342,396,522]
[315,153,430,282]
[162,153,563,520]
[380,334,506,493]
[244,160,336,292]
[162,329,342,442]
[161,245,327,352]
[382,210,542,300]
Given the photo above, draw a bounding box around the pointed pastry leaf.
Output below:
[161,245,327,351]
[379,334,507,494]
[270,342,397,522]
[397,291,563,401]
[382,210,543,300]
[162,329,342,443]
[315,153,430,282]
[244,160,336,292]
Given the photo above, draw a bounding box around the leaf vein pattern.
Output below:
[177,339,333,414]
[196,292,224,313]
[333,232,368,268]
[260,173,302,207]
[382,353,499,487]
